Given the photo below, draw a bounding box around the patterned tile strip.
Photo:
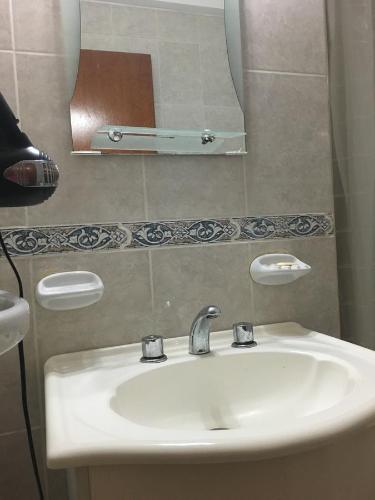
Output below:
[0,214,334,257]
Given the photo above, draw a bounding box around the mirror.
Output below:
[71,0,246,155]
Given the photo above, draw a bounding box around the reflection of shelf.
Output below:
[90,125,246,154]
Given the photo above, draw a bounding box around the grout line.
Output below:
[141,157,149,220]
[109,2,114,35]
[0,48,63,57]
[156,30,162,109]
[246,68,327,78]
[242,155,248,215]
[28,258,50,497]
[148,249,155,318]
[83,0,222,17]
[8,0,20,120]
[247,243,256,322]
[8,0,15,52]
[28,259,44,433]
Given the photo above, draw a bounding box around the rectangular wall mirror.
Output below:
[70,0,246,155]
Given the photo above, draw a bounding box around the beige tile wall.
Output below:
[0,0,339,499]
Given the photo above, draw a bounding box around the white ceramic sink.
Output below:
[45,323,375,468]
[0,290,30,356]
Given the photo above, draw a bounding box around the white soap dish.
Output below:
[250,254,311,286]
[36,271,104,311]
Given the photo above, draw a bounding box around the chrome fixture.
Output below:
[232,322,257,348]
[140,335,167,363]
[108,130,122,143]
[201,129,216,145]
[189,305,222,355]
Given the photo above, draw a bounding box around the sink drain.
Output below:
[209,427,230,431]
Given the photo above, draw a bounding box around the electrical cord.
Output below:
[0,231,44,500]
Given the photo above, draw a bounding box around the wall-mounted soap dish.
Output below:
[250,254,311,286]
[36,271,104,311]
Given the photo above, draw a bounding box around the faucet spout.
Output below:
[189,305,221,355]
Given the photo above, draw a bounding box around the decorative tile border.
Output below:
[0,214,334,257]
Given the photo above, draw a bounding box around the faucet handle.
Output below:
[140,335,167,363]
[232,322,257,348]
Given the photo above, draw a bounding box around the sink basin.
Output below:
[111,351,354,432]
[0,290,30,356]
[45,323,375,469]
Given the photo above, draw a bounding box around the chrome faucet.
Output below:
[189,305,222,355]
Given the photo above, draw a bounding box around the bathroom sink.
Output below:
[111,351,353,432]
[0,290,30,356]
[45,323,375,468]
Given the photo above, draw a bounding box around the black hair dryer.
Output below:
[0,92,59,207]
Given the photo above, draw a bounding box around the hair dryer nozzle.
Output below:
[4,160,59,188]
[0,93,59,207]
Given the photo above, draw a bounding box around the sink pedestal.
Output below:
[67,427,375,500]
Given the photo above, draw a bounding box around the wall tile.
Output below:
[157,10,198,43]
[159,41,202,105]
[204,106,245,152]
[0,345,40,434]
[200,45,239,107]
[151,243,252,338]
[0,53,26,227]
[0,0,12,49]
[250,237,340,337]
[144,156,246,220]
[13,0,63,53]
[0,52,16,112]
[32,250,153,364]
[16,53,146,225]
[16,53,70,153]
[80,1,112,35]
[244,71,333,215]
[242,0,327,74]
[0,430,44,500]
[81,33,113,51]
[27,154,146,226]
[0,259,40,434]
[161,103,205,129]
[197,13,226,48]
[112,5,157,38]
[204,106,244,132]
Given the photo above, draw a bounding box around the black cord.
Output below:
[0,232,44,500]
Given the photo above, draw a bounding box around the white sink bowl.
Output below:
[111,351,353,432]
[0,290,30,356]
[45,323,375,468]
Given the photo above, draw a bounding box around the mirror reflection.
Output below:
[71,0,246,155]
